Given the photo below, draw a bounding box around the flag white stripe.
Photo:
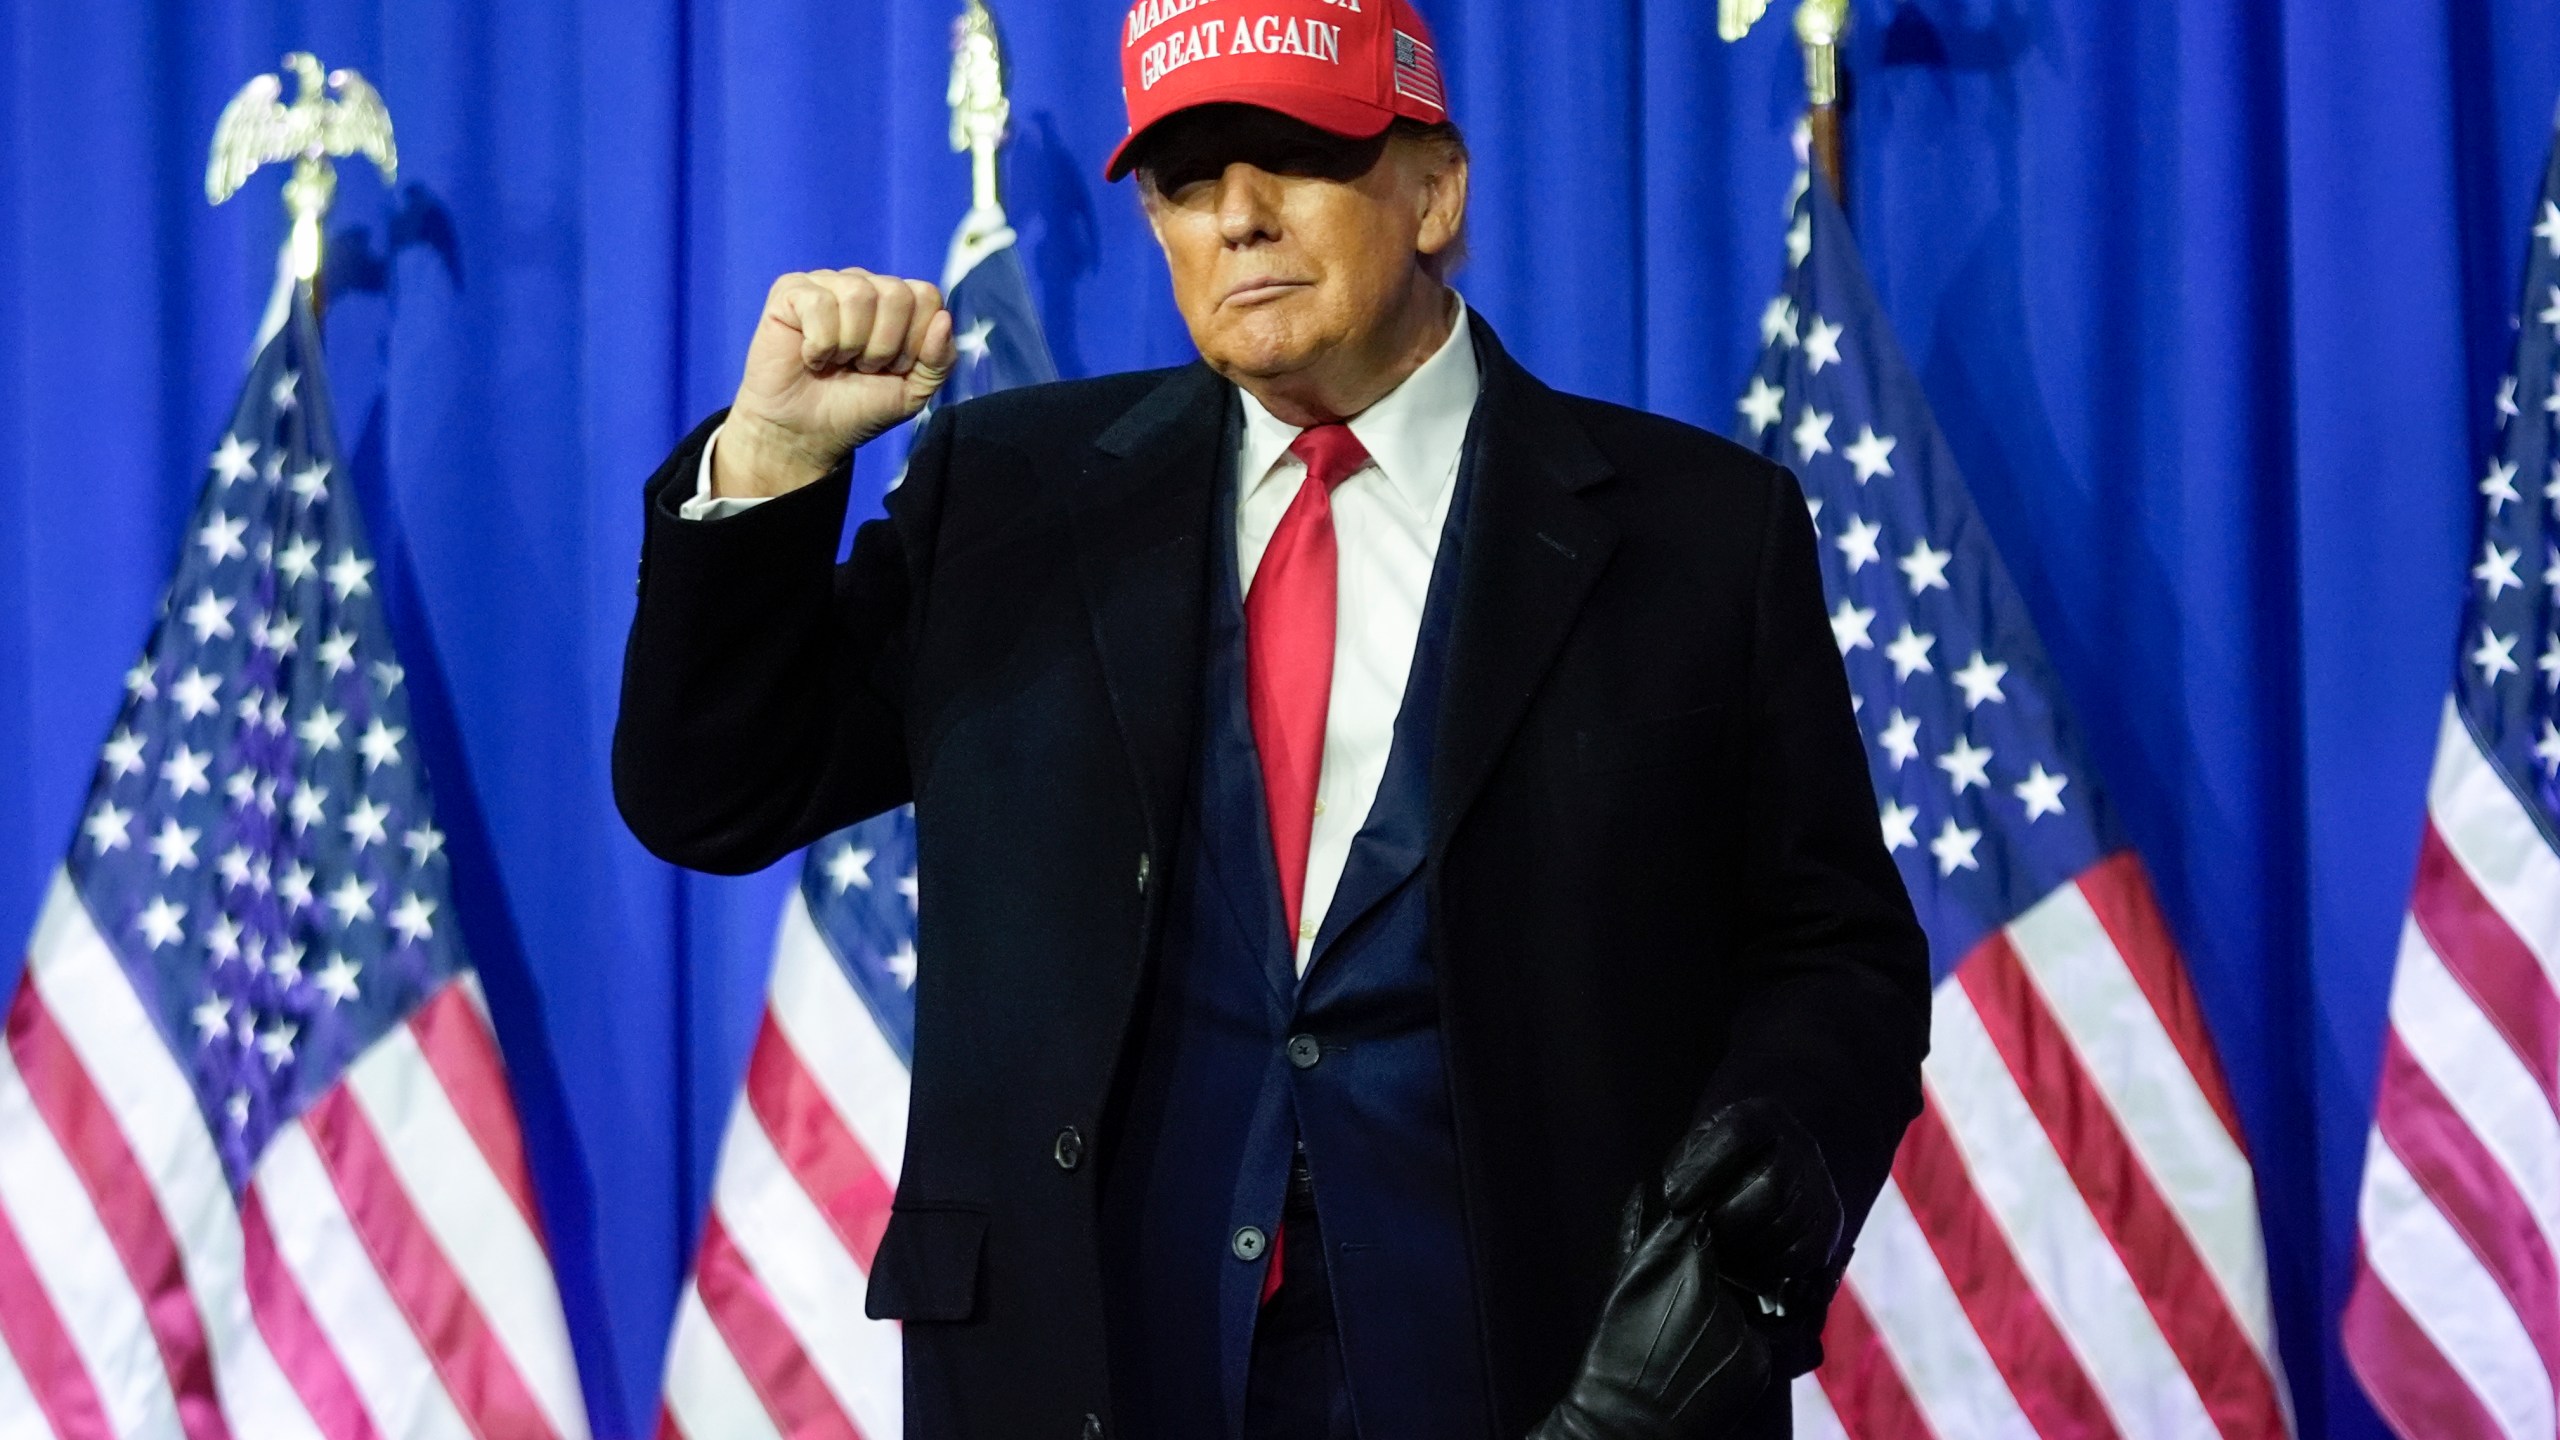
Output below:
[1842,1179,2038,1440]
[1925,986,2216,1438]
[713,1108,902,1440]
[2003,880,2277,1353]
[2429,701,2560,980]
[24,872,326,1440]
[254,1121,476,1440]
[1791,1372,1853,1440]
[661,1284,787,1440]
[346,1020,590,1439]
[0,1330,52,1440]
[0,1037,182,1438]
[2390,919,2560,1250]
[2359,1133,2553,1440]
[769,890,911,1185]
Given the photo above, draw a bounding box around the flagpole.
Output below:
[1794,0,1848,201]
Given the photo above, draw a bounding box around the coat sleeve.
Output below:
[1696,458,1933,1251]
[611,407,956,874]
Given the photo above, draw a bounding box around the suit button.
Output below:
[1231,1225,1268,1261]
[1082,1416,1105,1440]
[1053,1126,1086,1172]
[1136,852,1151,895]
[1285,1034,1322,1069]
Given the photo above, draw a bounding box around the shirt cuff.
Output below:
[677,424,775,521]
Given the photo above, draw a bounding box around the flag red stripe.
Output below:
[2411,823,2560,1106]
[0,1186,115,1440]
[2344,1251,2512,1440]
[743,1012,894,1272]
[1893,1094,2125,1440]
[655,1400,689,1440]
[240,1184,383,1440]
[2072,855,2248,1146]
[1813,1284,1938,1440]
[303,1086,561,1440]
[6,981,231,1440]
[1958,935,2288,1438]
[2371,1032,2560,1383]
[406,987,544,1240]
[693,1215,868,1440]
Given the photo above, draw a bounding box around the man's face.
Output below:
[1137,106,1462,386]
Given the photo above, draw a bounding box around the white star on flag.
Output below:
[297,706,345,754]
[289,461,330,506]
[826,844,876,894]
[1843,426,1896,483]
[277,536,320,583]
[404,825,446,866]
[136,896,187,949]
[197,514,249,564]
[1737,377,1785,436]
[209,434,258,485]
[2473,626,2522,683]
[1792,406,1835,461]
[1802,316,1844,373]
[314,954,362,1005]
[1835,515,1883,573]
[84,801,133,854]
[1885,625,1937,681]
[389,893,437,945]
[2539,199,2560,256]
[317,630,357,678]
[288,785,327,835]
[1937,735,1994,794]
[2014,763,2070,821]
[1760,296,1800,348]
[160,745,211,798]
[325,874,377,927]
[342,798,391,852]
[1878,709,1922,770]
[170,667,222,720]
[148,818,201,874]
[2484,459,2522,515]
[183,589,236,643]
[1898,537,1950,594]
[886,943,919,989]
[271,370,299,410]
[954,317,995,366]
[1928,816,1983,876]
[358,718,406,772]
[1953,652,2010,709]
[101,729,146,779]
[2476,542,2524,601]
[2539,718,2560,776]
[1830,598,1877,655]
[325,551,374,602]
[1879,799,1919,853]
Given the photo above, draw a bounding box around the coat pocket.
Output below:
[1571,703,1728,776]
[863,1206,990,1322]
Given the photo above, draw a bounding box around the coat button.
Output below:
[1136,852,1151,895]
[1285,1034,1322,1069]
[1053,1126,1086,1172]
[1082,1416,1105,1440]
[1231,1225,1268,1261]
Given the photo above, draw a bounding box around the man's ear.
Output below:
[1416,148,1469,265]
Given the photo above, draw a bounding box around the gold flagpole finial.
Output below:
[208,53,397,298]
[1720,0,1848,198]
[949,0,1012,226]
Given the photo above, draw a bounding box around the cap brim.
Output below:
[1104,84,1399,181]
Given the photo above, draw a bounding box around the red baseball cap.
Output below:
[1106,0,1451,181]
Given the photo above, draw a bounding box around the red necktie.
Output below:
[1246,422,1371,951]
[1245,422,1368,1308]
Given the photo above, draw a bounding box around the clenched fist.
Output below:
[712,269,959,499]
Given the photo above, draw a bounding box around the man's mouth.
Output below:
[1223,277,1312,306]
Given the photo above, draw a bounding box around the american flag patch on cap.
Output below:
[1392,29,1445,112]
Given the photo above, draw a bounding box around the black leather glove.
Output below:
[1528,1190,1770,1440]
[1661,1099,1842,1304]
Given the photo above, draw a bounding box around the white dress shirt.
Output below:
[685,299,1483,977]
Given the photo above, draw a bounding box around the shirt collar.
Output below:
[1235,293,1480,516]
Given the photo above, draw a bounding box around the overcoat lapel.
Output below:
[1072,363,1232,854]
[1429,321,1619,852]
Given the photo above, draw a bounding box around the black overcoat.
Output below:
[613,318,1931,1439]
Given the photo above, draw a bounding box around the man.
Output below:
[614,1,1929,1435]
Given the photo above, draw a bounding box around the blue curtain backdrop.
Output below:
[1,0,2553,1434]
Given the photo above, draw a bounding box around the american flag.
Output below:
[1736,158,2294,1439]
[2341,127,2560,1439]
[0,290,588,1437]
[654,218,1055,1440]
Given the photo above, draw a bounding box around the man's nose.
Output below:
[1213,164,1282,245]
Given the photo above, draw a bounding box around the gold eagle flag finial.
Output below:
[207,53,397,288]
[949,0,1012,223]
[1721,0,1849,195]
[1718,0,1773,43]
